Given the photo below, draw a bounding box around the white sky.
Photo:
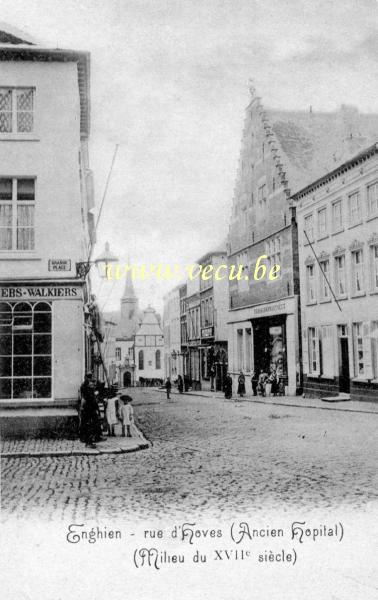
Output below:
[1,0,378,312]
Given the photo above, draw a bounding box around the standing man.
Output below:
[79,372,99,448]
[165,377,172,400]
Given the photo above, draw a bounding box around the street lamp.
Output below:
[76,241,118,278]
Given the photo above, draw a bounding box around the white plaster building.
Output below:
[0,27,94,435]
[293,143,378,402]
[134,306,164,383]
[163,285,181,380]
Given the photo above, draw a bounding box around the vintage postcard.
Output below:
[0,1,377,599]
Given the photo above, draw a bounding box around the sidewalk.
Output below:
[0,423,149,458]
[155,387,378,414]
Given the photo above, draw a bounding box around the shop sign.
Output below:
[269,326,282,336]
[0,285,82,300]
[48,259,71,271]
[201,326,214,338]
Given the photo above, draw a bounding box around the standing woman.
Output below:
[237,370,246,398]
[224,373,232,399]
[177,374,184,394]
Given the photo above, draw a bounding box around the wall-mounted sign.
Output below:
[201,326,214,338]
[48,259,71,271]
[0,285,82,300]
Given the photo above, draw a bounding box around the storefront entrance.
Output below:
[252,316,287,383]
[338,326,350,393]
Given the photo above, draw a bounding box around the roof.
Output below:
[135,306,163,337]
[0,26,90,138]
[291,142,378,200]
[263,105,378,195]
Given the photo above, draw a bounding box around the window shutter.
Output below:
[321,325,335,378]
[363,322,373,379]
[316,327,321,375]
[302,328,309,374]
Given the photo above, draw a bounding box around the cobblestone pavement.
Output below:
[1,389,378,522]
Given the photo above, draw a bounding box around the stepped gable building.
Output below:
[293,143,378,402]
[134,306,165,384]
[0,26,94,436]
[227,84,378,395]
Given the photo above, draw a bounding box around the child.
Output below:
[120,394,134,438]
[105,390,120,437]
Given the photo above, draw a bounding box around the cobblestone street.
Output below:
[1,389,378,522]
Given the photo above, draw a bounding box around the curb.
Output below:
[153,388,378,415]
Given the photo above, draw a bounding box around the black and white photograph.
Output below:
[0,1,378,598]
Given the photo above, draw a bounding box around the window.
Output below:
[371,321,378,379]
[245,328,252,372]
[237,329,243,370]
[138,350,144,370]
[306,263,316,302]
[266,237,281,275]
[332,199,343,232]
[155,350,161,370]
[115,347,121,361]
[319,259,330,301]
[371,245,378,291]
[367,182,378,216]
[0,301,52,399]
[351,250,364,294]
[317,207,327,237]
[353,323,364,376]
[349,191,361,226]
[335,255,346,296]
[0,88,34,133]
[304,214,314,242]
[0,178,35,251]
[308,327,319,374]
[258,184,267,206]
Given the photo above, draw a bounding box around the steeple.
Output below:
[121,268,136,302]
[119,264,139,339]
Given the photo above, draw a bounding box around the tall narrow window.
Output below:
[367,182,378,217]
[115,347,121,361]
[306,263,316,302]
[372,245,378,291]
[319,259,330,301]
[318,207,327,237]
[308,327,319,374]
[138,350,144,370]
[237,329,243,370]
[349,191,361,226]
[335,255,347,296]
[353,323,364,376]
[351,250,364,294]
[0,178,35,251]
[332,199,343,232]
[155,349,161,370]
[304,214,314,242]
[0,88,34,133]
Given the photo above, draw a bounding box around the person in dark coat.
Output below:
[269,368,279,396]
[79,373,100,448]
[224,373,232,399]
[251,370,258,396]
[165,377,172,400]
[237,371,246,397]
[177,375,184,394]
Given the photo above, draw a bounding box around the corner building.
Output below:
[0,29,94,435]
[228,87,378,395]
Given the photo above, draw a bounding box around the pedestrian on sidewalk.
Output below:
[105,388,120,437]
[165,377,172,400]
[237,371,246,398]
[251,370,258,396]
[224,373,233,399]
[79,372,99,448]
[257,369,268,397]
[120,394,134,438]
[177,374,184,394]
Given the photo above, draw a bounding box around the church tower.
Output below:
[119,269,140,339]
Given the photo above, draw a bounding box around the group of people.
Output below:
[79,373,134,448]
[224,367,284,399]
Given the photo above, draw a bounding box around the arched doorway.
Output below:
[123,371,131,387]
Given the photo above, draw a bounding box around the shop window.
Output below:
[138,350,144,371]
[332,199,343,232]
[367,182,378,217]
[334,255,347,297]
[0,301,52,399]
[155,350,161,370]
[0,178,35,251]
[349,191,362,226]
[0,87,34,133]
[308,327,319,374]
[351,250,364,294]
[353,323,364,376]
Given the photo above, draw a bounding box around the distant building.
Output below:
[227,86,378,395]
[293,143,378,402]
[163,285,181,380]
[134,306,164,383]
[0,27,94,435]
